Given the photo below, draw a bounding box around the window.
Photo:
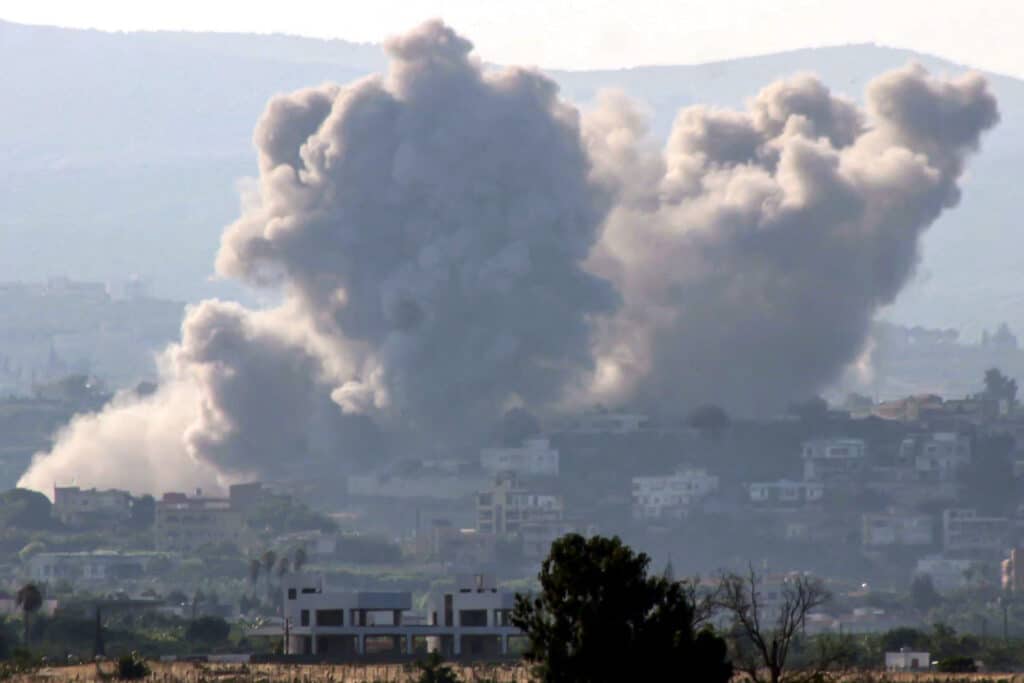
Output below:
[300,610,310,627]
[459,610,488,626]
[316,610,344,627]
[288,589,297,600]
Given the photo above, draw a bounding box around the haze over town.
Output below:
[1,2,1024,676]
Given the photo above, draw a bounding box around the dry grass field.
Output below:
[8,663,1024,683]
[5,661,533,682]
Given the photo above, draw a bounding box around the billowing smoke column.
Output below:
[216,22,616,437]
[18,20,616,494]
[584,66,998,413]
[17,21,998,495]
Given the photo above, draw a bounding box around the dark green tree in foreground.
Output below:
[512,534,732,683]
[16,584,42,647]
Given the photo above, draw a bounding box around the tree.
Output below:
[788,396,830,422]
[16,584,42,647]
[293,547,308,572]
[248,558,261,584]
[185,616,231,644]
[0,489,55,531]
[413,652,460,683]
[129,495,155,529]
[983,368,1018,405]
[718,568,831,683]
[910,575,942,612]
[512,534,732,683]
[276,557,291,578]
[688,404,732,440]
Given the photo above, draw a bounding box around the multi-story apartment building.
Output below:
[747,480,824,506]
[631,469,719,520]
[26,550,166,584]
[480,438,559,478]
[281,572,522,658]
[52,486,132,527]
[942,508,1010,555]
[801,438,867,482]
[862,512,934,547]
[476,475,572,560]
[154,491,244,553]
[900,432,972,482]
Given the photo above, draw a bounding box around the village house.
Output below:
[480,438,559,478]
[942,508,1011,555]
[52,485,133,528]
[631,468,719,520]
[862,512,935,548]
[154,491,245,553]
[801,438,867,482]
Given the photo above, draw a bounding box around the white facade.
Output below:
[632,469,719,519]
[885,650,931,671]
[154,493,244,553]
[942,508,1009,554]
[801,438,866,482]
[480,439,559,477]
[862,513,934,547]
[559,412,648,435]
[903,433,972,482]
[348,466,489,501]
[915,555,984,592]
[280,573,522,658]
[52,486,132,527]
[27,551,165,583]
[748,480,824,505]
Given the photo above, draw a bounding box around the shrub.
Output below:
[414,652,460,683]
[936,655,977,673]
[116,651,150,680]
[184,616,231,645]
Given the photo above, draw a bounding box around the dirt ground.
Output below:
[10,662,1024,682]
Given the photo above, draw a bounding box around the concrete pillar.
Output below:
[311,631,318,655]
[357,634,365,656]
[453,634,462,657]
[405,634,413,654]
[500,635,508,655]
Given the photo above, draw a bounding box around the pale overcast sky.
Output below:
[4,0,1023,76]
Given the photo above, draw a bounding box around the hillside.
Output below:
[0,20,1020,336]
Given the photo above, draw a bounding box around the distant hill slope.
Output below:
[0,20,1020,336]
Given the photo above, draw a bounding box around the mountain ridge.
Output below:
[0,19,1020,338]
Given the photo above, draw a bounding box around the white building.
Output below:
[477,475,570,560]
[632,469,719,520]
[748,480,824,506]
[348,460,489,501]
[154,492,245,553]
[942,508,1010,554]
[559,412,648,435]
[915,555,985,593]
[801,438,866,482]
[52,486,132,527]
[480,439,559,478]
[862,513,934,547]
[885,649,931,671]
[902,432,972,482]
[280,572,522,658]
[27,551,167,584]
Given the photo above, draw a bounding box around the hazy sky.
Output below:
[5,0,1024,75]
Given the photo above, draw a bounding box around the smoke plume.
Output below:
[584,65,998,413]
[18,22,997,495]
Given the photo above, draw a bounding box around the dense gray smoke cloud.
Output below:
[18,22,997,494]
[20,20,615,493]
[584,66,998,414]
